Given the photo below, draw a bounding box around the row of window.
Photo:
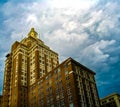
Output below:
[75,66,94,81]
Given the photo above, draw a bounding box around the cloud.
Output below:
[48,0,98,9]
[0,0,120,97]
[81,40,116,64]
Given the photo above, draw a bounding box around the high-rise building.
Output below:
[100,92,120,107]
[2,28,100,107]
[2,28,59,107]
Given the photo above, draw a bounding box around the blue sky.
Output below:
[0,0,120,98]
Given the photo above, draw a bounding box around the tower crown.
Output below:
[28,28,38,38]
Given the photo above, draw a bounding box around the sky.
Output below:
[0,0,120,98]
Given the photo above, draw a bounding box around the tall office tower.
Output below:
[2,28,59,107]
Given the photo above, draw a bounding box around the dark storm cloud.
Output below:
[0,0,119,98]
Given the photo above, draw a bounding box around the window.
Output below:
[24,82,27,85]
[56,94,60,100]
[60,93,64,99]
[66,76,70,80]
[57,101,61,107]
[46,88,49,92]
[51,104,54,107]
[38,81,41,85]
[67,89,71,95]
[46,81,49,85]
[41,102,44,106]
[66,82,70,87]
[55,76,58,80]
[57,74,61,79]
[25,73,27,76]
[58,68,61,72]
[65,70,68,75]
[55,68,61,73]
[102,100,107,104]
[64,63,68,68]
[50,97,53,103]
[21,77,23,80]
[46,76,48,80]
[47,98,50,103]
[68,95,72,102]
[69,103,74,107]
[109,98,114,101]
[59,86,63,92]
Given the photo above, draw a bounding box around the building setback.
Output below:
[100,93,120,107]
[2,28,100,107]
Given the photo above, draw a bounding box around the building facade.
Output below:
[2,28,59,107]
[29,57,100,107]
[2,28,100,107]
[100,93,120,107]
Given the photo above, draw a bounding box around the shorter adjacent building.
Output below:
[0,95,3,107]
[100,92,120,107]
[29,57,100,107]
